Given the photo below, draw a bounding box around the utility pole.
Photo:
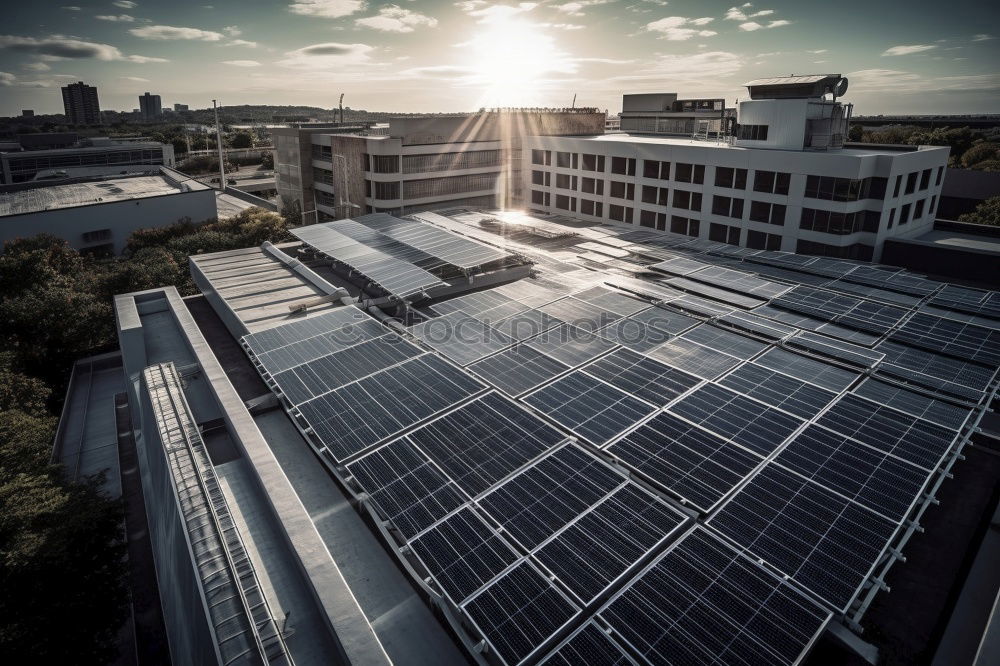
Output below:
[339,93,344,124]
[212,99,227,190]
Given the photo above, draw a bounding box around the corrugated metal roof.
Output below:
[744,74,840,86]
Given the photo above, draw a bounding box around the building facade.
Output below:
[61,81,101,125]
[173,103,189,112]
[523,75,949,262]
[619,93,734,137]
[0,138,175,184]
[140,93,162,121]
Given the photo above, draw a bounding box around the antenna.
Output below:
[339,93,344,124]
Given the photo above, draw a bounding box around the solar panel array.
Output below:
[240,213,1000,666]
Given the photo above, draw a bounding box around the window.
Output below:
[747,230,781,251]
[374,181,399,199]
[749,201,786,225]
[611,156,636,176]
[754,170,791,195]
[672,189,702,211]
[737,124,769,141]
[709,223,741,245]
[715,167,747,190]
[556,173,577,190]
[81,228,112,243]
[800,208,880,235]
[531,149,551,166]
[531,190,549,206]
[914,199,925,219]
[580,199,603,216]
[887,208,896,229]
[361,153,370,171]
[581,153,604,172]
[403,173,498,199]
[670,215,700,237]
[935,166,943,186]
[372,155,399,173]
[930,195,937,214]
[609,204,633,223]
[556,151,576,168]
[796,240,874,262]
[900,203,911,225]
[531,170,550,186]
[402,149,501,173]
[642,185,668,205]
[555,194,576,212]
[905,171,917,194]
[364,179,372,197]
[643,160,670,180]
[610,181,635,199]
[893,175,902,197]
[313,166,334,185]
[675,163,705,184]
[712,195,744,219]
[804,175,886,201]
[639,210,667,231]
[919,168,931,190]
[581,177,604,195]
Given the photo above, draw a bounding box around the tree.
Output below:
[848,124,864,142]
[961,142,1000,168]
[229,132,254,149]
[0,353,51,416]
[260,151,274,170]
[958,196,1000,226]
[970,159,1000,172]
[907,126,978,158]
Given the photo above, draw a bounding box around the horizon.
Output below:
[1,1,998,117]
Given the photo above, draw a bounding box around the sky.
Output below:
[1,0,998,116]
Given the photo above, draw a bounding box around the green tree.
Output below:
[0,354,51,416]
[961,142,1000,168]
[906,126,979,158]
[229,132,254,149]
[261,150,274,169]
[848,124,864,142]
[970,159,1000,172]
[958,196,1000,226]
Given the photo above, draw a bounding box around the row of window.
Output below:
[799,207,881,235]
[893,167,940,197]
[796,239,875,262]
[402,149,502,173]
[804,175,887,202]
[736,124,769,141]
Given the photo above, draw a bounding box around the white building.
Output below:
[523,75,949,262]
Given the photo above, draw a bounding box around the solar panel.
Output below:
[242,307,375,355]
[650,256,711,276]
[666,277,767,309]
[754,347,859,392]
[374,216,513,269]
[668,294,735,318]
[493,308,564,341]
[410,311,515,366]
[572,286,651,317]
[297,354,485,463]
[716,311,797,341]
[526,323,620,368]
[467,345,570,397]
[874,340,994,400]
[477,444,625,550]
[462,560,580,666]
[582,348,701,406]
[718,362,837,420]
[891,312,1000,367]
[668,383,804,457]
[536,484,687,604]
[347,437,468,538]
[432,290,515,317]
[409,506,519,606]
[600,527,831,666]
[708,463,900,612]
[679,324,769,360]
[688,265,792,299]
[775,424,930,522]
[523,371,657,446]
[540,296,625,331]
[815,394,959,471]
[409,392,566,497]
[538,622,636,666]
[607,412,763,513]
[597,317,673,353]
[786,331,885,368]
[630,306,700,336]
[852,378,973,431]
[644,338,742,381]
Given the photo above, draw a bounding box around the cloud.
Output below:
[96,14,137,21]
[972,33,993,41]
[61,6,81,10]
[277,42,374,68]
[223,25,241,36]
[126,54,168,63]
[226,39,257,47]
[848,68,1000,93]
[739,19,789,31]
[288,0,366,18]
[0,71,15,86]
[455,1,538,22]
[24,62,51,71]
[130,25,226,41]
[120,76,149,81]
[222,59,261,67]
[113,0,137,7]
[0,34,166,64]
[808,49,827,54]
[553,0,610,16]
[645,16,717,40]
[612,51,743,86]
[0,71,55,88]
[539,22,585,30]
[725,3,776,20]
[355,6,437,32]
[882,44,935,56]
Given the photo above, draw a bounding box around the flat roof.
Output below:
[0,173,208,217]
[908,229,1000,254]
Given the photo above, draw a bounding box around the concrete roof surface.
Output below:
[0,174,201,217]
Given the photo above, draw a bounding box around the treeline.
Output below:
[0,206,290,663]
[849,124,1000,170]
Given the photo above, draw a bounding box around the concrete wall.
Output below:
[0,186,217,254]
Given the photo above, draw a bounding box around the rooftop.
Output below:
[0,171,209,217]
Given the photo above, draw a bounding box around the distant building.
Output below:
[21,110,33,117]
[523,74,949,262]
[0,135,175,184]
[139,92,163,121]
[273,109,606,224]
[61,81,101,126]
[619,93,734,136]
[173,103,189,112]
[0,168,216,254]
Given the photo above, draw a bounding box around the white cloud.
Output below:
[226,39,257,47]
[455,2,538,22]
[95,14,136,22]
[972,33,993,41]
[613,50,743,86]
[125,55,169,63]
[112,0,137,7]
[553,0,610,17]
[224,26,241,36]
[882,44,936,56]
[355,6,437,33]
[24,62,51,71]
[222,59,261,67]
[739,19,789,31]
[61,6,81,10]
[645,16,717,40]
[0,34,166,63]
[288,0,366,19]
[808,49,827,54]
[0,71,16,85]
[120,76,149,81]
[846,68,1000,94]
[130,25,226,41]
[539,22,585,30]
[277,42,374,68]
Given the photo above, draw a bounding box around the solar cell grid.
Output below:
[526,323,620,368]
[852,378,972,431]
[493,308,564,341]
[540,296,625,331]
[650,256,711,276]
[597,317,672,353]
[477,444,625,550]
[668,294,735,318]
[376,218,513,269]
[874,340,993,400]
[431,289,514,317]
[679,324,770,360]
[463,560,580,666]
[253,318,388,375]
[891,312,1000,367]
[607,412,763,512]
[535,484,687,604]
[630,306,699,335]
[600,527,831,666]
[775,425,930,522]
[538,622,636,666]
[668,383,803,457]
[718,362,837,420]
[410,392,566,497]
[467,345,569,397]
[523,371,657,446]
[572,286,650,317]
[666,277,767,309]
[644,338,742,381]
[754,347,860,393]
[716,311,797,341]
[583,348,701,406]
[410,311,515,366]
[816,394,958,471]
[814,322,881,347]
[709,463,900,612]
[787,331,885,368]
[242,306,378,356]
[689,265,792,299]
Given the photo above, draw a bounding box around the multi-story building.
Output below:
[0,136,175,184]
[619,93,734,136]
[139,92,162,121]
[523,75,949,261]
[173,103,189,112]
[274,110,605,224]
[61,81,101,126]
